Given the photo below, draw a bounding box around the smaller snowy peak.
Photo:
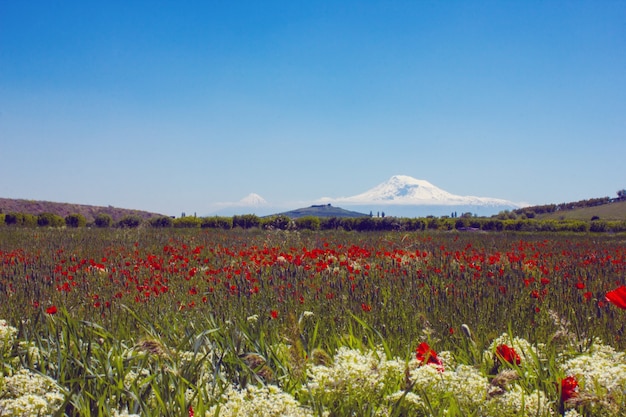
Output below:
[239,193,268,206]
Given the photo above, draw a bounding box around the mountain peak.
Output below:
[239,193,268,206]
[320,175,518,208]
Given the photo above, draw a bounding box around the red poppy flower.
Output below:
[45,305,58,315]
[495,344,521,365]
[606,286,626,309]
[270,310,279,319]
[561,376,578,402]
[416,342,444,371]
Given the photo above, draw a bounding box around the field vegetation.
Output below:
[1,227,626,416]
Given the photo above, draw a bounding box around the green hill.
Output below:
[276,204,369,219]
[518,199,626,221]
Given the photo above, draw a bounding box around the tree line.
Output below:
[2,211,625,233]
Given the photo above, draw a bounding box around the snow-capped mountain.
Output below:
[238,193,268,206]
[321,175,516,206]
[317,175,520,217]
[209,193,278,216]
[208,176,521,217]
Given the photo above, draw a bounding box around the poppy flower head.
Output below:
[45,305,58,315]
[416,342,444,371]
[605,286,626,309]
[561,376,578,402]
[495,344,521,366]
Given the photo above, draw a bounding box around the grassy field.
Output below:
[1,227,626,416]
[532,200,626,221]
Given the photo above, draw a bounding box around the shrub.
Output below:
[117,215,142,228]
[233,214,260,229]
[295,216,320,231]
[262,215,293,230]
[173,216,201,228]
[149,216,173,228]
[94,213,113,228]
[37,212,65,227]
[65,213,87,228]
[5,212,37,227]
[200,216,232,229]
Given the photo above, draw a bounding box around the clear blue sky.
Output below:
[1,1,624,216]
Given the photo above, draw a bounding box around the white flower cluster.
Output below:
[206,384,316,417]
[305,346,405,412]
[0,319,18,351]
[559,338,626,411]
[0,369,65,416]
[304,344,555,416]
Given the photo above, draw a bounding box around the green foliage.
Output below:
[295,216,320,231]
[261,215,293,230]
[173,216,201,228]
[4,212,37,227]
[232,214,260,229]
[200,216,233,229]
[149,216,173,228]
[117,215,142,228]
[94,213,113,228]
[37,212,66,227]
[65,213,87,228]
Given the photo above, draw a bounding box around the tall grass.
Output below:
[1,228,625,415]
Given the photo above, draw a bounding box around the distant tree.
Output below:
[5,212,37,226]
[173,216,201,228]
[65,213,87,228]
[117,215,142,228]
[295,216,320,231]
[201,216,232,229]
[38,212,65,227]
[232,214,260,229]
[618,189,626,199]
[149,216,173,228]
[94,213,113,228]
[262,215,292,230]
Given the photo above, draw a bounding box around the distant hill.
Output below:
[276,204,369,219]
[522,199,626,221]
[0,198,165,222]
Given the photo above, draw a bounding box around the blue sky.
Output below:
[1,1,624,216]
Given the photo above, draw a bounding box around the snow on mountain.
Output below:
[320,175,518,207]
[208,193,276,216]
[238,193,268,206]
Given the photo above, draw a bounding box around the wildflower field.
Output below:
[1,227,626,416]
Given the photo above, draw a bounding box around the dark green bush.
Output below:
[37,212,65,227]
[65,213,87,228]
[232,214,260,229]
[262,215,292,230]
[200,216,233,229]
[117,215,142,228]
[5,212,37,227]
[149,216,173,228]
[295,216,321,231]
[94,213,113,228]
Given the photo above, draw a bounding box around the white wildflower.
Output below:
[207,384,315,417]
[0,319,18,351]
